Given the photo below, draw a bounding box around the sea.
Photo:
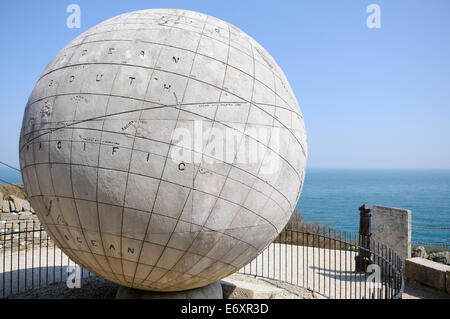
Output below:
[298,168,450,246]
[1,167,449,245]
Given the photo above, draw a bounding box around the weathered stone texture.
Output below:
[22,199,31,211]
[373,205,411,261]
[2,200,10,213]
[221,279,282,299]
[413,246,428,259]
[10,196,23,212]
[447,271,450,294]
[19,9,307,292]
[405,257,450,293]
[0,219,46,250]
[116,281,223,299]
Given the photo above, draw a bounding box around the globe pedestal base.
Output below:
[115,281,223,299]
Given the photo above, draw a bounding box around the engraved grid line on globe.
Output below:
[32,11,255,288]
[21,155,294,223]
[37,45,301,120]
[23,28,298,258]
[19,9,307,291]
[27,26,119,281]
[67,26,120,281]
[125,14,196,287]
[19,91,298,282]
[21,98,306,165]
[140,18,238,288]
[35,12,299,127]
[20,113,297,225]
[20,98,305,191]
[22,18,306,158]
[39,41,300,116]
[37,205,270,253]
[134,16,224,287]
[26,62,306,156]
[165,35,276,291]
[76,26,121,280]
[88,10,294,97]
[76,26,123,281]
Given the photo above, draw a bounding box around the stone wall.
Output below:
[1,191,38,221]
[405,257,450,294]
[0,219,47,250]
[1,191,34,214]
[373,205,412,262]
[0,192,45,250]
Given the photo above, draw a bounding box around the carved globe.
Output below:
[19,9,307,291]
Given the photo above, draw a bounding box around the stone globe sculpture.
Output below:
[19,9,307,292]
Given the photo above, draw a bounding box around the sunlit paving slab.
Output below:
[239,243,393,299]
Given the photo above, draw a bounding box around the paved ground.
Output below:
[0,246,93,298]
[402,282,449,299]
[240,243,449,299]
[239,243,385,299]
[6,273,315,299]
[6,276,118,299]
[225,273,314,299]
[1,244,448,299]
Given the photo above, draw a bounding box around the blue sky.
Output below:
[0,0,449,169]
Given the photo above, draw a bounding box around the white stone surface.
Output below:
[373,205,411,261]
[19,9,307,291]
[221,278,283,299]
[2,200,10,213]
[116,281,223,299]
[11,196,23,212]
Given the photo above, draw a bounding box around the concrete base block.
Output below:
[116,281,223,299]
[405,257,450,293]
[221,278,283,299]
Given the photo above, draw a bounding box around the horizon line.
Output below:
[1,165,450,172]
[307,167,450,170]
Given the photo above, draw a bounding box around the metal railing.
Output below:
[1,221,403,299]
[0,220,92,298]
[411,225,450,249]
[239,224,404,299]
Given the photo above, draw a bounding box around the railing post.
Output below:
[355,204,372,272]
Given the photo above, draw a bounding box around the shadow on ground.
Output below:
[1,266,118,299]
